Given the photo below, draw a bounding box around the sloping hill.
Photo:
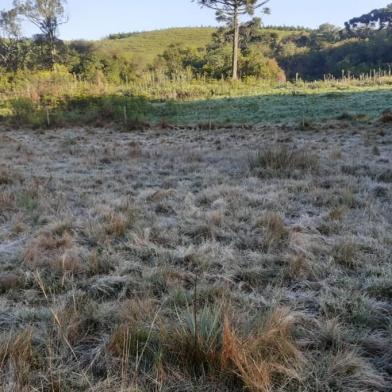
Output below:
[92,26,308,69]
[94,27,216,67]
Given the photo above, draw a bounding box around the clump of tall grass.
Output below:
[107,302,305,390]
[332,240,360,269]
[249,144,319,178]
[262,212,289,251]
[221,307,305,391]
[379,108,392,123]
[0,166,17,185]
[0,328,37,388]
[23,230,84,273]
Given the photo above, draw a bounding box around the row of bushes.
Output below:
[0,95,150,129]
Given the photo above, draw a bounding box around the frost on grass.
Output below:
[0,122,391,391]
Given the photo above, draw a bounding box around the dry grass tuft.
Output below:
[378,169,392,183]
[308,349,387,391]
[87,249,113,275]
[102,203,136,239]
[263,212,289,251]
[328,206,346,221]
[107,298,162,378]
[207,210,224,227]
[332,240,359,269]
[56,249,84,273]
[23,231,84,272]
[249,144,319,177]
[0,167,15,186]
[128,141,142,158]
[286,255,314,280]
[107,304,305,389]
[24,231,73,260]
[0,191,16,213]
[221,307,305,392]
[0,329,37,388]
[11,214,27,234]
[166,305,223,375]
[330,148,342,160]
[379,108,392,123]
[104,212,129,237]
[119,298,158,325]
[0,273,23,293]
[56,296,100,346]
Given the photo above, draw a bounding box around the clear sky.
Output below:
[1,0,388,40]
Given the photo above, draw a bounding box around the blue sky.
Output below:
[1,0,388,40]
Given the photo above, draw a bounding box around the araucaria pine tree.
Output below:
[195,0,270,80]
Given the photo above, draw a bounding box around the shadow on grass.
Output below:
[156,89,392,126]
[0,95,150,130]
[1,89,391,129]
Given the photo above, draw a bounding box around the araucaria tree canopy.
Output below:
[194,0,270,80]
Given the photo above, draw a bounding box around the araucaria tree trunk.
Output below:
[232,7,239,80]
[48,27,57,69]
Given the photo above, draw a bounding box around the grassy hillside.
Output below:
[93,26,307,68]
[94,27,216,67]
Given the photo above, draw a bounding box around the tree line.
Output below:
[1,0,392,83]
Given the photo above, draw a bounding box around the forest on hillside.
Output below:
[1,1,392,85]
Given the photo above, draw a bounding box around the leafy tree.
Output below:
[203,17,284,80]
[203,45,233,78]
[239,50,284,80]
[14,0,68,69]
[100,55,136,84]
[306,23,342,50]
[194,0,270,80]
[154,44,206,79]
[71,52,101,81]
[0,8,29,71]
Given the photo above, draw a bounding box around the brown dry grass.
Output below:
[0,122,390,390]
[0,273,22,292]
[221,308,304,392]
[0,329,36,389]
[263,212,289,251]
[0,167,14,186]
[23,231,84,272]
[332,240,359,269]
[249,144,319,177]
